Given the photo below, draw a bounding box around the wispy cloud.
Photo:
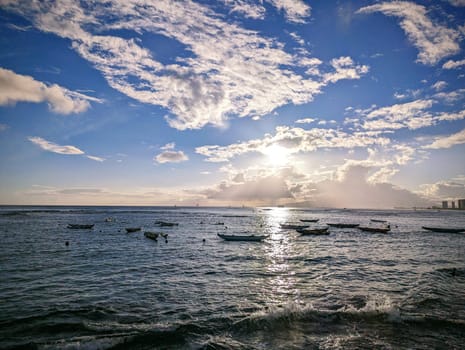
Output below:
[0,67,99,114]
[357,1,460,65]
[423,128,465,149]
[28,136,105,162]
[28,136,85,155]
[220,0,266,19]
[348,98,465,131]
[0,123,8,131]
[1,0,366,130]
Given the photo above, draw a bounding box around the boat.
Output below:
[326,223,359,228]
[296,227,329,235]
[300,219,319,223]
[422,226,465,233]
[67,224,94,229]
[144,231,159,240]
[359,225,391,233]
[155,220,178,227]
[126,227,141,233]
[160,232,169,238]
[370,219,388,223]
[217,233,268,242]
[280,223,310,230]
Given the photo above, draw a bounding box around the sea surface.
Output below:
[1,206,465,350]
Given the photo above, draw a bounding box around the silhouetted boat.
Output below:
[217,233,268,242]
[155,220,178,227]
[359,225,391,233]
[67,224,94,229]
[296,227,329,235]
[370,219,387,223]
[327,223,359,228]
[144,231,159,240]
[300,219,319,223]
[280,223,310,230]
[126,227,141,233]
[422,226,465,233]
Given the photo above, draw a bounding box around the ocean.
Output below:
[0,206,464,349]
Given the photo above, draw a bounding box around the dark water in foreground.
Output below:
[0,206,464,349]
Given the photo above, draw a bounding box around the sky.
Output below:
[0,0,464,208]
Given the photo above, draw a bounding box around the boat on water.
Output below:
[370,219,388,223]
[422,226,465,233]
[217,233,268,242]
[126,227,141,233]
[155,220,178,227]
[280,223,310,230]
[300,219,319,223]
[144,231,159,240]
[327,223,359,228]
[67,224,94,229]
[359,225,391,233]
[296,227,329,235]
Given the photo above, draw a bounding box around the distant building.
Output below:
[451,201,456,209]
[442,201,448,209]
[459,199,465,210]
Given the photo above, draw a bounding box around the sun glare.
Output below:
[262,144,291,167]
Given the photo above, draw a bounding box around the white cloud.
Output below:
[295,118,316,124]
[268,0,311,23]
[196,126,390,162]
[161,142,176,150]
[0,67,98,114]
[220,0,266,19]
[216,0,311,23]
[86,155,105,162]
[0,123,8,131]
[324,56,369,83]
[431,80,447,91]
[423,128,465,149]
[28,136,106,161]
[442,59,465,69]
[1,0,367,130]
[357,1,460,65]
[28,136,85,155]
[155,150,189,164]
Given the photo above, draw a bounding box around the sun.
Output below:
[262,144,292,167]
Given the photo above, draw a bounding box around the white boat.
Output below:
[217,233,268,242]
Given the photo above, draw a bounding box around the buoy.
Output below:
[65,241,69,246]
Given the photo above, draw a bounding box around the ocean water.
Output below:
[0,206,464,350]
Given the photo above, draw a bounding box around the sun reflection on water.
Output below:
[259,207,303,305]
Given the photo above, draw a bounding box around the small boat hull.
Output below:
[67,224,94,229]
[280,224,310,230]
[359,226,390,233]
[297,227,329,235]
[327,223,359,228]
[155,221,178,227]
[300,219,319,223]
[217,233,268,242]
[422,226,465,233]
[144,231,159,240]
[126,227,141,233]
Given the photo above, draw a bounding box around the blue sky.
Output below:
[0,0,464,208]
